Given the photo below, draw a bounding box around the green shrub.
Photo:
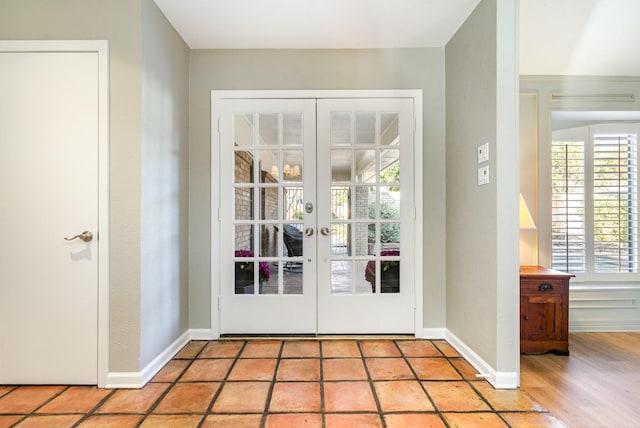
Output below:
[368,201,400,244]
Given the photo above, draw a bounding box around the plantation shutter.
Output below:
[592,134,638,272]
[551,140,585,272]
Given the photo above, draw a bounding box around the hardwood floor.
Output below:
[521,332,640,428]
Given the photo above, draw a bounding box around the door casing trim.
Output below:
[0,40,110,386]
[211,90,424,338]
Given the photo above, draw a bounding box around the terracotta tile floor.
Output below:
[0,339,567,427]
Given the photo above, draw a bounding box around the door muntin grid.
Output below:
[329,111,401,294]
[233,112,306,295]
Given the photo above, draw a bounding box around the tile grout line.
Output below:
[71,386,118,427]
[6,385,71,428]
[318,340,326,428]
[133,341,210,427]
[395,339,450,428]
[259,340,284,428]
[356,339,388,428]
[201,340,248,426]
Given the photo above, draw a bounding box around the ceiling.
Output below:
[153,0,640,76]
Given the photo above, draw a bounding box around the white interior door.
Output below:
[216,95,415,335]
[317,98,415,333]
[0,51,99,384]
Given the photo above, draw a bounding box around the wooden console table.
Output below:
[520,265,574,355]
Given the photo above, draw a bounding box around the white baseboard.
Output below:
[419,328,446,339]
[570,320,640,332]
[189,328,216,340]
[444,330,518,389]
[105,330,192,389]
[105,327,520,390]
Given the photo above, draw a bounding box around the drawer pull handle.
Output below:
[538,283,553,292]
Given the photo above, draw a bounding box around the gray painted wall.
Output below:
[140,0,190,369]
[188,49,448,331]
[445,0,519,377]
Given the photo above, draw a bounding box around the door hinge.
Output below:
[216,117,221,134]
[413,117,416,133]
[218,295,221,310]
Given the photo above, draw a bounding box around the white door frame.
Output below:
[211,90,424,338]
[0,40,110,386]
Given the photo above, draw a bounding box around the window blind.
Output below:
[551,140,585,272]
[551,132,638,274]
[592,134,638,272]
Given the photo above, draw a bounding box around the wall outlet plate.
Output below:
[478,142,489,163]
[478,165,490,185]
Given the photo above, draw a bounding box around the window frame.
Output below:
[548,122,640,282]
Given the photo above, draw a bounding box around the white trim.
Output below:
[413,93,425,338]
[211,92,221,339]
[569,320,640,332]
[420,328,446,339]
[211,90,424,337]
[212,89,421,101]
[190,328,217,340]
[445,330,519,389]
[0,40,110,388]
[571,283,640,291]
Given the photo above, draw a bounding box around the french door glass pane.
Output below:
[354,186,374,220]
[260,224,278,257]
[355,150,376,183]
[331,150,352,182]
[283,114,303,145]
[331,113,351,146]
[235,225,253,252]
[381,113,399,145]
[283,151,303,182]
[331,223,349,256]
[331,260,351,294]
[381,150,400,183]
[235,188,253,220]
[259,113,278,145]
[235,151,254,183]
[355,112,376,145]
[283,187,304,220]
[331,186,350,220]
[259,150,279,184]
[235,114,254,147]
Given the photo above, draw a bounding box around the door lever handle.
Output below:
[64,231,93,243]
[304,227,314,237]
[320,227,330,236]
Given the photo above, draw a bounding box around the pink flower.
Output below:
[365,250,400,284]
[235,250,271,282]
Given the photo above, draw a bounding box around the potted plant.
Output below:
[235,249,270,294]
[365,249,400,293]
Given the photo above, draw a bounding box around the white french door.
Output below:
[317,98,414,333]
[215,94,416,334]
[218,99,318,333]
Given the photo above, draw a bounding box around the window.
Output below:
[552,125,639,276]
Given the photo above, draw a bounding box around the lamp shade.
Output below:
[519,193,536,230]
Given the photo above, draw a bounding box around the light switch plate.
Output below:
[478,165,490,185]
[478,142,489,163]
